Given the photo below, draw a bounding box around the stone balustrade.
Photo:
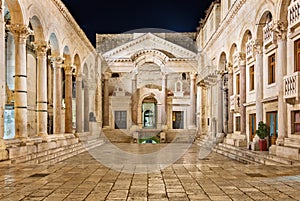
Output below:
[289,0,300,30]
[263,21,274,46]
[246,39,254,59]
[284,71,300,102]
[230,94,240,112]
[233,52,239,67]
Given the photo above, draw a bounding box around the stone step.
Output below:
[213,147,260,165]
[214,143,299,166]
[102,129,133,143]
[8,136,105,165]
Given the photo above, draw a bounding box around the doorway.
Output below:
[114,111,127,129]
[173,111,184,129]
[266,111,278,146]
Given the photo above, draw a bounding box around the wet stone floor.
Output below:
[0,143,300,201]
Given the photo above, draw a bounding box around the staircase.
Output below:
[102,129,133,143]
[212,143,300,165]
[5,133,105,165]
[165,129,197,143]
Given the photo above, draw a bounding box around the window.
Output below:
[182,73,186,80]
[236,74,240,95]
[249,66,254,91]
[249,114,256,141]
[235,116,241,132]
[268,54,276,84]
[291,110,300,134]
[111,73,119,78]
[295,39,300,72]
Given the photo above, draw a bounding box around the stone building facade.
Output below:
[0,0,102,163]
[197,0,300,160]
[97,32,198,141]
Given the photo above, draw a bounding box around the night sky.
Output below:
[61,0,214,46]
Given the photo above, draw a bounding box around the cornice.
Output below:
[50,0,96,54]
[103,33,197,59]
[202,0,247,51]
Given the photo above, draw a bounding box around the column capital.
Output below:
[49,56,65,68]
[272,21,288,40]
[64,65,75,75]
[103,72,111,80]
[6,24,33,41]
[253,40,263,55]
[226,63,233,74]
[190,72,197,80]
[237,53,246,66]
[33,41,50,57]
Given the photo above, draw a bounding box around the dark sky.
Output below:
[61,0,214,45]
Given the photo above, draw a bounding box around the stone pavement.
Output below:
[0,143,299,201]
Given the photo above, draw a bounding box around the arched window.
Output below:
[182,73,186,80]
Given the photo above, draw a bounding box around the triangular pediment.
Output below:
[102,33,197,60]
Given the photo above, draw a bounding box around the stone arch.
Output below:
[218,52,227,71]
[241,30,253,53]
[73,54,81,75]
[29,15,45,41]
[4,0,25,24]
[131,49,169,70]
[229,44,237,65]
[63,46,71,66]
[276,0,291,23]
[83,63,89,80]
[49,33,60,57]
[255,10,274,41]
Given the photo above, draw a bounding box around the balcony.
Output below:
[246,39,254,59]
[284,72,300,104]
[263,21,275,46]
[230,94,240,113]
[288,0,300,30]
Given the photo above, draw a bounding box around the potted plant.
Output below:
[255,121,269,151]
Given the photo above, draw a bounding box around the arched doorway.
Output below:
[142,96,157,129]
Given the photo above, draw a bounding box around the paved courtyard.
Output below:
[0,143,300,201]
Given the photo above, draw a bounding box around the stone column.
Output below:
[34,41,49,136]
[131,71,138,126]
[189,72,197,129]
[64,65,74,134]
[0,1,5,140]
[217,75,223,133]
[161,72,167,127]
[227,64,234,134]
[103,72,110,127]
[254,41,263,126]
[84,79,89,132]
[239,56,246,135]
[51,56,64,134]
[273,22,287,145]
[8,24,32,138]
[76,74,83,133]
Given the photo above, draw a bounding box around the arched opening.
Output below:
[142,96,157,129]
